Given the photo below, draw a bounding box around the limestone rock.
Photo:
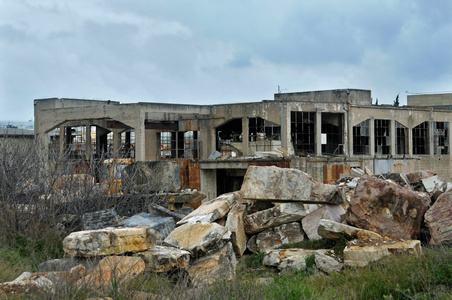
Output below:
[302,205,345,240]
[315,250,343,274]
[345,175,431,240]
[177,192,237,225]
[263,249,317,272]
[77,256,145,288]
[135,245,190,272]
[244,202,309,234]
[117,213,175,240]
[225,203,247,257]
[378,172,411,189]
[240,166,314,201]
[163,222,231,257]
[82,208,120,231]
[425,189,452,245]
[187,242,236,287]
[148,203,186,221]
[344,245,390,267]
[0,272,55,297]
[421,175,441,194]
[38,257,98,272]
[310,183,345,204]
[317,219,382,241]
[63,227,156,257]
[250,222,305,252]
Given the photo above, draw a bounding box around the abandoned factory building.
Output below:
[34,89,452,200]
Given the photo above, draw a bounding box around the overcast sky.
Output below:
[1,0,451,121]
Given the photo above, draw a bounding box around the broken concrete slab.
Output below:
[63,227,156,257]
[345,175,431,240]
[350,168,365,177]
[135,245,190,273]
[163,222,231,257]
[250,222,305,252]
[262,249,317,272]
[240,166,314,201]
[177,192,238,225]
[187,242,236,287]
[302,205,345,241]
[117,213,175,240]
[317,219,382,241]
[425,189,452,245]
[244,202,309,234]
[225,203,247,257]
[81,208,120,231]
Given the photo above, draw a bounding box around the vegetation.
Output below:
[0,137,451,299]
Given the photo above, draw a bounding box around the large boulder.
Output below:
[117,213,175,240]
[76,256,145,288]
[82,208,120,231]
[122,161,181,193]
[240,166,314,201]
[315,250,343,274]
[247,222,305,252]
[0,272,55,298]
[225,203,247,257]
[263,249,317,272]
[63,227,156,257]
[302,205,345,240]
[310,183,345,204]
[405,170,436,184]
[163,222,231,258]
[244,202,310,234]
[187,242,236,287]
[135,245,190,273]
[345,175,431,240]
[317,219,382,241]
[424,189,452,245]
[177,192,237,225]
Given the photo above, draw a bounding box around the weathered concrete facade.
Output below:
[34,89,452,199]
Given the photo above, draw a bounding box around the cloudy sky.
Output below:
[1,0,451,121]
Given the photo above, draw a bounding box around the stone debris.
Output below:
[317,219,383,241]
[135,245,190,273]
[163,222,231,257]
[425,189,452,245]
[0,272,55,297]
[177,192,238,225]
[263,249,317,272]
[116,212,175,240]
[148,203,186,222]
[225,203,248,257]
[247,222,305,252]
[346,175,431,240]
[315,249,344,274]
[302,205,345,240]
[63,227,156,257]
[82,208,120,231]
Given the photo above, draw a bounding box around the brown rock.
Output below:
[345,175,430,239]
[405,170,436,184]
[425,189,452,245]
[302,205,345,240]
[135,245,190,272]
[77,256,145,288]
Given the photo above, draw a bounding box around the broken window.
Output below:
[434,122,448,154]
[216,119,242,156]
[159,131,198,159]
[375,119,390,155]
[64,125,87,159]
[353,119,370,155]
[395,121,408,155]
[321,113,344,155]
[248,118,281,152]
[291,111,315,155]
[120,130,135,158]
[412,122,429,154]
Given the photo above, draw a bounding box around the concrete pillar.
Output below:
[390,119,396,156]
[145,129,158,160]
[59,125,65,157]
[429,120,434,156]
[85,124,91,160]
[315,110,322,156]
[135,110,146,161]
[448,122,452,155]
[281,102,289,151]
[111,129,122,157]
[242,117,249,156]
[346,112,352,158]
[370,117,375,157]
[408,125,413,157]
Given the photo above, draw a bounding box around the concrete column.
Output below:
[145,129,158,160]
[390,119,396,156]
[429,120,434,156]
[111,129,122,157]
[315,111,322,156]
[448,122,452,155]
[85,124,91,160]
[135,110,146,161]
[346,112,353,158]
[281,102,289,151]
[408,125,413,157]
[241,117,249,156]
[59,125,65,157]
[370,117,375,157]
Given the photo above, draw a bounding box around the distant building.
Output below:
[0,128,35,149]
[34,89,452,199]
[407,93,452,109]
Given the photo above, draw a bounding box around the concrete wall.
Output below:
[407,93,452,107]
[274,89,372,106]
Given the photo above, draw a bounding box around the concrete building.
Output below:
[407,92,452,109]
[35,89,452,199]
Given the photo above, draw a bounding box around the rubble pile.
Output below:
[2,165,452,297]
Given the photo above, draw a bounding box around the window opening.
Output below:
[434,122,448,155]
[159,131,198,159]
[249,117,281,152]
[291,111,315,155]
[375,119,391,155]
[353,119,370,155]
[395,121,408,155]
[412,122,429,154]
[321,113,344,155]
